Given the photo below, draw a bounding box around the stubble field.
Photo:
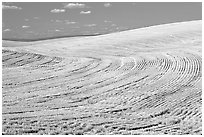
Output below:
[2,20,202,135]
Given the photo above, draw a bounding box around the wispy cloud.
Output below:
[2,5,22,10]
[104,3,112,8]
[104,20,112,23]
[84,24,96,27]
[64,3,85,9]
[3,29,11,32]
[26,31,35,34]
[33,17,39,19]
[65,21,76,25]
[50,19,76,25]
[80,11,91,14]
[51,19,62,22]
[50,9,65,13]
[55,20,63,23]
[55,29,61,32]
[22,25,30,28]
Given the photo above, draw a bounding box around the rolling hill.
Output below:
[2,20,202,135]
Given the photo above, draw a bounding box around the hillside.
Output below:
[2,20,202,135]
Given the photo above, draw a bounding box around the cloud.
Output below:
[64,3,85,9]
[22,25,30,28]
[55,29,61,32]
[65,21,76,24]
[104,20,112,23]
[50,9,65,13]
[3,29,11,32]
[33,17,39,19]
[80,11,91,14]
[2,5,22,10]
[84,24,96,27]
[50,19,76,25]
[55,20,63,23]
[104,3,112,8]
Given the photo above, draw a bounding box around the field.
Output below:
[2,20,202,135]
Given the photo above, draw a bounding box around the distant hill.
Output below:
[2,34,104,42]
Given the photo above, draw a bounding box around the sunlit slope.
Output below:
[2,20,202,135]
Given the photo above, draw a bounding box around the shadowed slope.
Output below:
[2,20,202,135]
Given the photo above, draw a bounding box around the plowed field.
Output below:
[2,21,202,135]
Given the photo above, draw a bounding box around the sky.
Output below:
[2,2,202,40]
